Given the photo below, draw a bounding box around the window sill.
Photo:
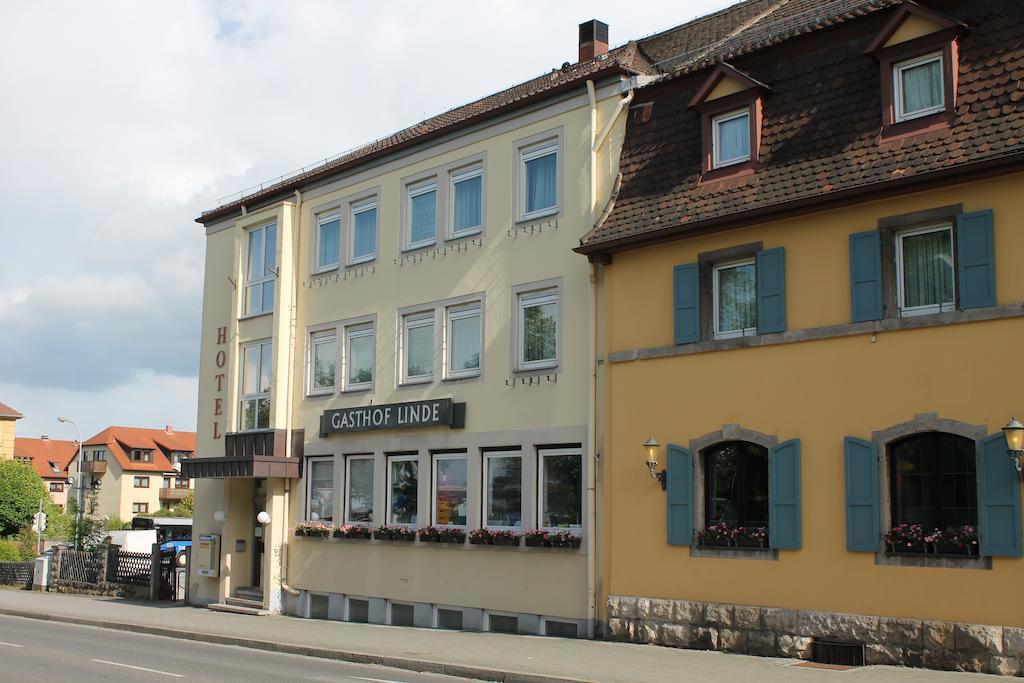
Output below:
[611,303,1024,363]
[341,385,373,394]
[402,240,438,254]
[515,362,558,374]
[689,545,778,561]
[347,257,376,268]
[516,208,559,225]
[398,378,434,388]
[876,552,991,570]
[306,390,334,399]
[239,311,274,322]
[447,227,483,241]
[443,372,481,383]
[313,266,339,276]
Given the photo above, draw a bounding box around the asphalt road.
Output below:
[0,614,475,682]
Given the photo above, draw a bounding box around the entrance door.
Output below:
[253,478,267,588]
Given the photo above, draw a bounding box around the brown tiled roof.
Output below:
[0,401,23,419]
[84,426,196,474]
[14,438,77,480]
[580,1,1024,253]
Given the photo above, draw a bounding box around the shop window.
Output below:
[309,329,337,394]
[244,222,277,316]
[345,455,374,524]
[387,455,418,525]
[538,448,582,529]
[484,450,522,529]
[703,442,769,536]
[240,340,272,431]
[889,432,977,533]
[432,453,467,527]
[306,458,334,522]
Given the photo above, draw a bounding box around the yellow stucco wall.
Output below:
[599,173,1024,627]
[0,419,16,459]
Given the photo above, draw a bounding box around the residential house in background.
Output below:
[0,401,23,459]
[13,436,77,510]
[576,0,1024,675]
[81,426,196,520]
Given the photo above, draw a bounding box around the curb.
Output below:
[0,607,592,683]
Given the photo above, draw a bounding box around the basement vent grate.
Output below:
[811,639,865,667]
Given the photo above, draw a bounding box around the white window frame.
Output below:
[431,453,468,528]
[308,329,337,396]
[516,287,559,371]
[343,322,375,392]
[400,311,435,385]
[239,339,272,431]
[712,257,757,340]
[406,180,439,250]
[519,139,560,221]
[893,52,945,123]
[386,454,419,527]
[314,211,341,273]
[243,222,277,317]
[538,447,583,532]
[483,450,522,531]
[712,108,751,169]
[895,223,956,317]
[344,454,374,525]
[444,301,482,380]
[448,165,484,239]
[305,456,334,522]
[349,198,378,265]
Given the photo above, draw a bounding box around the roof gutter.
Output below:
[198,63,635,226]
[575,151,1024,257]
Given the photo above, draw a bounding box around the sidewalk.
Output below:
[0,590,996,682]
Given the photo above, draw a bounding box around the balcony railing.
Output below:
[159,488,190,502]
[82,461,107,474]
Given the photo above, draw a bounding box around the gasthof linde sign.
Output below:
[320,399,466,435]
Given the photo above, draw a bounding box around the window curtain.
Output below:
[353,208,376,259]
[318,218,340,268]
[718,264,756,332]
[902,230,953,308]
[390,460,418,524]
[453,176,482,232]
[450,313,480,370]
[310,461,334,521]
[902,59,942,113]
[717,114,750,162]
[525,153,557,213]
[410,191,436,244]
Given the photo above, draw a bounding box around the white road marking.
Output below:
[91,659,184,678]
[0,641,23,648]
[351,677,406,683]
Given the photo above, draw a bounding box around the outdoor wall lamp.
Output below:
[256,511,271,525]
[213,510,227,523]
[1002,416,1024,476]
[643,435,667,490]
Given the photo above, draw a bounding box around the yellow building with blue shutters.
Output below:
[577,0,1024,675]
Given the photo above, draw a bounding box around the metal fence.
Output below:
[0,562,34,589]
[57,549,101,584]
[108,551,152,587]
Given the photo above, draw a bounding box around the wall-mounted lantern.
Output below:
[1002,416,1024,476]
[643,435,667,490]
[213,510,227,523]
[256,511,271,525]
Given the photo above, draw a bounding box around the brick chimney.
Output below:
[165,424,174,435]
[579,19,609,62]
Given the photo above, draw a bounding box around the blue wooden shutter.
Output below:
[666,444,693,545]
[978,433,1022,557]
[844,437,879,552]
[756,247,786,334]
[769,439,801,549]
[673,264,700,344]
[849,231,883,322]
[956,210,996,309]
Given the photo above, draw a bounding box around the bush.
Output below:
[105,516,131,531]
[0,539,20,562]
[0,460,49,537]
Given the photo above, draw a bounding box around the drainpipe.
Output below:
[279,190,303,600]
[585,79,633,637]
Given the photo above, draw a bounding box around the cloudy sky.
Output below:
[0,0,731,442]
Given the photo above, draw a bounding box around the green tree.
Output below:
[177,491,194,515]
[0,460,49,537]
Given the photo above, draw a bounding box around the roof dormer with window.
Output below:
[865,3,966,141]
[688,62,770,183]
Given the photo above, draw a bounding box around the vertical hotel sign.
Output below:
[212,325,227,439]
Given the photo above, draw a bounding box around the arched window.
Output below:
[889,432,977,530]
[704,441,769,530]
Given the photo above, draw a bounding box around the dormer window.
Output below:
[689,62,769,181]
[712,109,751,168]
[894,52,944,122]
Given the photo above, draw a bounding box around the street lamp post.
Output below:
[58,416,84,550]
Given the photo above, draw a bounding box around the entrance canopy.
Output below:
[181,429,303,479]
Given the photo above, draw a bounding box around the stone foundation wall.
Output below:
[606,595,1024,677]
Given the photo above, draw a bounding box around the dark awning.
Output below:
[180,428,304,479]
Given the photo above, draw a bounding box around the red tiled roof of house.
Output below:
[579,1,1024,253]
[84,426,196,474]
[0,401,23,419]
[13,438,77,480]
